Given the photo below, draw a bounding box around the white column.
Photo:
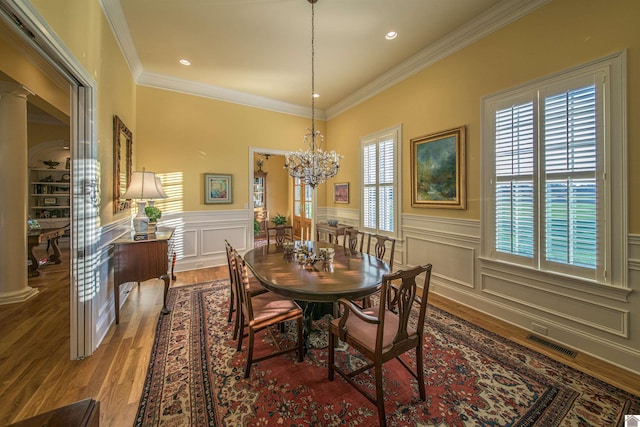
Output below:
[0,81,38,305]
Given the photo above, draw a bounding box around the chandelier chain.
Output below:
[284,0,341,189]
[311,0,315,141]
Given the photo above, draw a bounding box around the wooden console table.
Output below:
[316,222,349,244]
[112,228,174,324]
[27,227,65,277]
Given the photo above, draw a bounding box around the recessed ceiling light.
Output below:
[385,31,398,40]
[179,59,191,66]
[313,93,320,98]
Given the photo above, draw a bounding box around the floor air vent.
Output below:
[526,335,577,358]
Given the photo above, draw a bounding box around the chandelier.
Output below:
[284,0,341,189]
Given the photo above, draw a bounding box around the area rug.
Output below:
[134,280,639,426]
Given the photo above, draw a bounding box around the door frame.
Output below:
[1,0,98,359]
[248,147,316,247]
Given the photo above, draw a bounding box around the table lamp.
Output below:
[147,177,168,207]
[122,170,164,234]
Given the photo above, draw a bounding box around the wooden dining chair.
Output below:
[366,233,396,270]
[328,264,432,427]
[266,225,293,246]
[224,240,266,341]
[361,233,396,307]
[343,227,364,253]
[233,250,304,378]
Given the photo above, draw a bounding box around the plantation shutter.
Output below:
[361,130,398,234]
[491,73,602,277]
[494,101,535,258]
[483,54,623,286]
[378,138,395,232]
[363,142,377,229]
[541,82,598,270]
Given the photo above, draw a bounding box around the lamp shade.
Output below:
[155,177,168,199]
[122,171,164,200]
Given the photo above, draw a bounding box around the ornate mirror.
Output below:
[113,115,132,214]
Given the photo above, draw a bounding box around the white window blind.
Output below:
[495,101,535,258]
[361,126,400,236]
[542,84,598,269]
[482,53,627,286]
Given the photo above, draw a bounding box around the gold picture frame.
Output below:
[113,115,132,214]
[411,126,466,209]
[333,182,349,204]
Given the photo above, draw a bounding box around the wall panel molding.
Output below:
[395,214,639,374]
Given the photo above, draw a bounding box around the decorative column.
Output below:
[0,81,38,305]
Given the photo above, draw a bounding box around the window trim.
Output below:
[359,125,402,239]
[480,51,627,288]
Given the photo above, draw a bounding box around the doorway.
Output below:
[293,177,312,240]
[1,1,98,358]
[249,147,314,247]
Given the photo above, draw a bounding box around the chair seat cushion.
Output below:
[251,292,301,324]
[331,305,416,353]
[247,277,267,296]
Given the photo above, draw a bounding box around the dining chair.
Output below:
[224,240,267,341]
[366,233,396,270]
[361,233,396,307]
[233,250,304,378]
[343,227,364,253]
[328,264,432,427]
[266,225,294,246]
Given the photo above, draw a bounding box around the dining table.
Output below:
[243,241,391,351]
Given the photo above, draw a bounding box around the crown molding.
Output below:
[326,0,550,119]
[101,0,549,120]
[137,71,326,119]
[100,0,143,79]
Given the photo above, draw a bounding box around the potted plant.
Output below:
[144,206,162,233]
[254,219,261,235]
[271,213,287,227]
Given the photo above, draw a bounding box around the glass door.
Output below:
[293,177,312,240]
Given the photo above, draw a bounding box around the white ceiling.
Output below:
[102,0,547,118]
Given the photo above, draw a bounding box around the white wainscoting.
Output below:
[160,210,254,272]
[400,214,639,374]
[95,217,136,349]
[97,211,640,374]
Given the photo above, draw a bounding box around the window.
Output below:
[360,126,401,237]
[482,53,626,286]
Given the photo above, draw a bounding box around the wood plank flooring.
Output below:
[0,242,637,425]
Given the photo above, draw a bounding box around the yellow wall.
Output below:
[27,122,70,148]
[30,0,138,224]
[0,35,68,118]
[135,85,314,212]
[327,0,640,232]
[20,0,639,234]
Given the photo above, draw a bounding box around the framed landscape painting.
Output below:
[334,182,349,204]
[411,126,466,209]
[204,173,232,204]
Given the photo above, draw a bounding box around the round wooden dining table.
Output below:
[243,241,391,303]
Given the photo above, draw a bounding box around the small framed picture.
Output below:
[43,197,57,205]
[204,173,232,204]
[333,182,349,204]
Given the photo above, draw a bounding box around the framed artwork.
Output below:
[204,173,232,204]
[411,126,466,209]
[333,182,349,204]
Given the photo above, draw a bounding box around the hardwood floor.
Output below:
[0,242,637,425]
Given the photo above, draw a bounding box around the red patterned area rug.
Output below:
[134,280,639,426]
